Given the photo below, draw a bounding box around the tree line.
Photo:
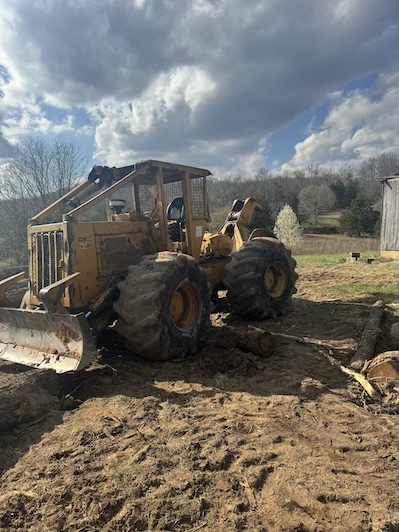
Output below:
[208,152,399,237]
[0,138,87,264]
[0,137,398,265]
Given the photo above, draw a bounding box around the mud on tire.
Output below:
[225,237,298,319]
[113,252,212,360]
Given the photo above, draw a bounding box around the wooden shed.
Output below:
[381,175,399,259]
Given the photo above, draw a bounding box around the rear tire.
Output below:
[113,252,212,360]
[225,237,297,319]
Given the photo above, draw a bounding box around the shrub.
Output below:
[273,205,303,248]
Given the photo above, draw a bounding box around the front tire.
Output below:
[225,237,297,319]
[113,252,212,360]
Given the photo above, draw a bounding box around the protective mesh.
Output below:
[139,184,157,214]
[164,181,183,206]
[116,184,134,211]
[139,178,205,216]
[191,176,205,217]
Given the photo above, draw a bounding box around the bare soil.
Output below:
[1,266,399,532]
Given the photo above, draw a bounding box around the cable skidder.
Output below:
[0,160,297,372]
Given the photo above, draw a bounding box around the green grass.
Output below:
[324,282,399,303]
[296,251,380,268]
[295,250,399,305]
[296,254,347,268]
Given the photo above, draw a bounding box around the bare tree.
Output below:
[357,152,399,201]
[298,184,336,224]
[0,138,87,264]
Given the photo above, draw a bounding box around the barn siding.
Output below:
[381,177,399,251]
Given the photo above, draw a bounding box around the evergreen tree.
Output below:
[273,205,303,248]
[339,198,379,237]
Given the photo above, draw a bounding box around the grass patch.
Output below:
[323,282,399,304]
[296,254,348,268]
[295,252,399,305]
[296,251,380,269]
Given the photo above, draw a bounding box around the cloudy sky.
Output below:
[0,0,397,176]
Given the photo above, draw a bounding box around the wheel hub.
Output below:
[170,282,200,332]
[264,264,287,299]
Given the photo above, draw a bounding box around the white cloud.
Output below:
[91,66,216,162]
[209,137,269,177]
[0,0,397,172]
[284,74,399,171]
[1,105,74,146]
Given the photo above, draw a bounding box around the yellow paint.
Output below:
[380,250,399,260]
[201,233,233,258]
[170,282,199,332]
[26,162,263,320]
[200,259,230,288]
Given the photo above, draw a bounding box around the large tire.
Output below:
[225,237,298,319]
[113,252,212,360]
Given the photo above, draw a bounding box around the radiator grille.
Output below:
[32,231,64,296]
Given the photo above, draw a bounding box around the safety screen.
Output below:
[115,184,134,211]
[138,184,157,214]
[138,177,205,216]
[191,176,205,217]
[164,181,183,206]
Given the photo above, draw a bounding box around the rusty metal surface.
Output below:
[0,308,98,373]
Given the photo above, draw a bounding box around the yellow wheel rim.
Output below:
[264,264,287,299]
[170,282,200,332]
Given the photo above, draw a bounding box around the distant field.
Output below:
[317,210,342,227]
[293,234,379,256]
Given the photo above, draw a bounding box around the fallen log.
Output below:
[350,299,385,370]
[247,326,378,399]
[209,326,275,358]
[0,368,59,428]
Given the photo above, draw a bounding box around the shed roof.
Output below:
[381,173,399,183]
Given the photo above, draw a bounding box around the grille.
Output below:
[32,231,64,296]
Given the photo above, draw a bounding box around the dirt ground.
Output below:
[0,265,399,532]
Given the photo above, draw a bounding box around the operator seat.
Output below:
[166,197,186,241]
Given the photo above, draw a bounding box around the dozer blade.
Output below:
[0,308,98,373]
